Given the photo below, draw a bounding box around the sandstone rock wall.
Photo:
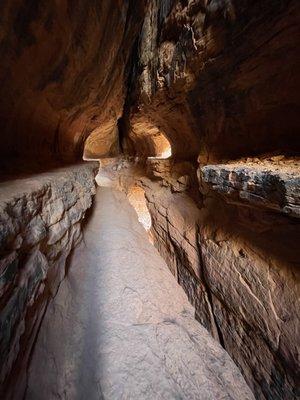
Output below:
[0,163,97,398]
[0,0,145,163]
[0,1,299,399]
[138,162,299,400]
[126,0,300,162]
[121,1,300,399]
[89,154,299,399]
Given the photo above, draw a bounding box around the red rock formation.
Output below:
[0,1,147,396]
[126,0,300,162]
[0,0,145,163]
[120,1,300,399]
[0,163,97,398]
[0,1,299,399]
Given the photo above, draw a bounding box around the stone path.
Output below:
[25,188,254,400]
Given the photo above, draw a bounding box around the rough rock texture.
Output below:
[0,163,97,399]
[138,171,300,400]
[125,0,300,162]
[96,156,299,398]
[201,157,300,218]
[0,0,145,163]
[25,187,254,400]
[118,1,300,399]
[0,1,299,399]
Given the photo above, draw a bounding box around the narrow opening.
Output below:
[148,133,172,159]
[95,158,117,187]
[160,145,172,159]
[127,186,153,241]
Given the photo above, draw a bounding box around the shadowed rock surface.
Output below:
[0,1,299,399]
[0,164,97,398]
[0,0,146,163]
[201,157,300,217]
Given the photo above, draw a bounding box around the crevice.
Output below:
[195,225,225,348]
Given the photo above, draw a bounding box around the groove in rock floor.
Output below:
[25,188,254,400]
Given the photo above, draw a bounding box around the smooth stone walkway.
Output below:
[25,188,254,400]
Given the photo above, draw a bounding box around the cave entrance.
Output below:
[131,119,172,159]
[148,132,172,159]
[160,144,172,159]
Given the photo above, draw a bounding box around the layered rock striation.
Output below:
[137,166,300,400]
[0,0,299,399]
[118,1,300,399]
[24,187,255,400]
[0,163,97,398]
[0,0,146,163]
[201,157,300,218]
[125,0,300,162]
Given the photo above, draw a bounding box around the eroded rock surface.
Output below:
[0,1,299,399]
[125,0,300,162]
[0,163,97,398]
[136,163,300,400]
[201,157,300,217]
[96,154,300,399]
[25,188,254,400]
[0,0,146,163]
[118,1,300,399]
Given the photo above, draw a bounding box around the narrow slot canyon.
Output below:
[23,187,253,399]
[0,1,299,400]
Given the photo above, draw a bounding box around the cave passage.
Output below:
[24,186,254,400]
[0,1,299,399]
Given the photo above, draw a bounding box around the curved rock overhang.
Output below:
[0,1,299,400]
[0,0,146,164]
